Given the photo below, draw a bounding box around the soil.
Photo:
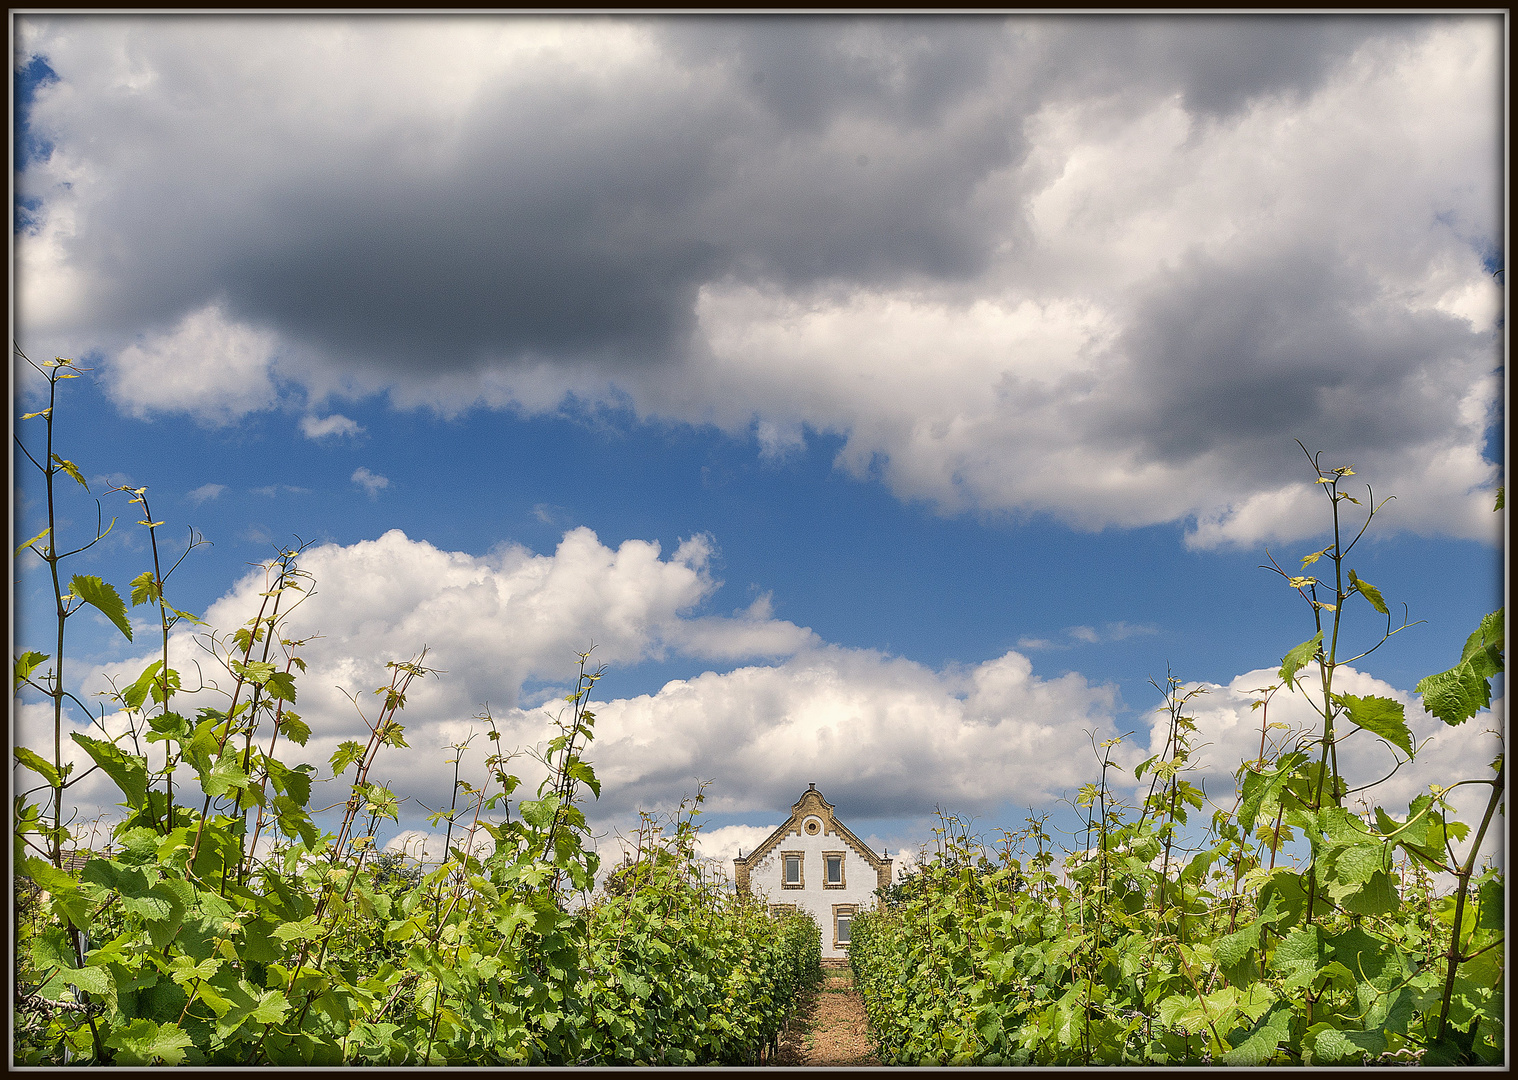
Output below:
[768,968,883,1067]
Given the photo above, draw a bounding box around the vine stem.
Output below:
[1434,763,1504,1044]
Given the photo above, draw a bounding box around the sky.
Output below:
[11,14,1507,876]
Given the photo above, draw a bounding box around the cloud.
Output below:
[19,524,1500,871]
[695,824,781,865]
[300,413,363,439]
[186,482,226,504]
[351,467,389,497]
[102,304,282,424]
[383,828,493,867]
[573,646,1124,821]
[1021,622,1160,649]
[13,16,1502,544]
[30,526,1072,833]
[1125,668,1504,869]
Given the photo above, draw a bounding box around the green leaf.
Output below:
[1459,609,1504,677]
[264,670,297,702]
[1416,610,1503,726]
[271,917,324,943]
[51,453,90,491]
[1215,923,1259,970]
[1416,665,1492,727]
[23,856,80,895]
[68,575,133,641]
[520,795,560,829]
[329,740,364,777]
[1347,569,1388,615]
[169,955,222,987]
[1237,752,1305,834]
[265,758,313,805]
[566,757,601,799]
[1337,694,1414,758]
[279,711,311,746]
[14,649,50,691]
[1337,869,1400,916]
[232,659,277,686]
[1270,926,1323,990]
[62,963,112,997]
[1476,875,1503,931]
[15,746,61,788]
[105,1018,195,1065]
[121,661,164,712]
[1223,1001,1292,1065]
[146,710,189,737]
[129,570,161,607]
[1331,842,1389,887]
[200,756,251,799]
[1279,632,1322,688]
[71,732,148,809]
[1308,1023,1386,1064]
[15,526,50,556]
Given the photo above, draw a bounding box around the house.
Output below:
[733,784,892,962]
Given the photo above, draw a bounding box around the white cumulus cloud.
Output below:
[351,467,390,497]
[105,304,282,424]
[186,482,226,504]
[301,413,363,439]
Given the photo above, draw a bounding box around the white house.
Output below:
[733,784,892,962]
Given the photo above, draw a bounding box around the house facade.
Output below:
[733,784,892,961]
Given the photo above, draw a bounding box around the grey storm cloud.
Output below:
[1091,245,1495,482]
[14,14,1502,543]
[19,15,1427,372]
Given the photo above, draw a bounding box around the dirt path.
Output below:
[770,968,882,1066]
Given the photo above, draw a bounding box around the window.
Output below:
[823,852,845,888]
[768,903,797,918]
[833,904,857,948]
[782,851,804,888]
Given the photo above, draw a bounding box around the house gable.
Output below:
[733,784,892,896]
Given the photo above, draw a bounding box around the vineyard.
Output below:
[12,355,1506,1066]
[849,461,1505,1065]
[13,357,820,1065]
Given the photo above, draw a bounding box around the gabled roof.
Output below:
[734,783,889,871]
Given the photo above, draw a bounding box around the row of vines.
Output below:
[851,452,1504,1065]
[13,355,821,1065]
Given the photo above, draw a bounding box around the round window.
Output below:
[803,817,822,835]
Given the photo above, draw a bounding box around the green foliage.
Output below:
[68,574,133,642]
[851,453,1504,1065]
[1416,609,1504,726]
[15,360,1498,1067]
[13,369,817,1066]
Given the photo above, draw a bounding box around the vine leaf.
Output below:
[1336,694,1414,758]
[1279,632,1322,689]
[14,746,61,788]
[14,650,49,691]
[15,526,50,557]
[1347,569,1388,615]
[50,453,90,491]
[68,574,133,642]
[1415,609,1503,726]
[71,732,148,809]
[130,570,161,607]
[1237,751,1305,833]
[1224,1000,1293,1064]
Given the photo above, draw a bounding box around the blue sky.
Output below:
[12,14,1506,871]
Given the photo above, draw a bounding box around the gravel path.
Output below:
[769,968,882,1067]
